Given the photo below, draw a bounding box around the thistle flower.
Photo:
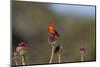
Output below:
[16,42,26,65]
[48,33,57,45]
[80,43,85,54]
[16,42,26,56]
[80,42,85,61]
[48,17,61,64]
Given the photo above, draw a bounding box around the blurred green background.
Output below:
[12,1,96,65]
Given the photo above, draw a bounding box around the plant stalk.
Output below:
[49,46,54,64]
[14,59,18,65]
[22,55,25,65]
[81,54,84,61]
[58,53,61,63]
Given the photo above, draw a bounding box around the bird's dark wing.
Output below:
[55,30,60,37]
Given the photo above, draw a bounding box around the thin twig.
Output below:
[13,52,18,65]
[49,46,54,64]
[58,53,61,63]
[22,55,25,65]
[14,59,18,65]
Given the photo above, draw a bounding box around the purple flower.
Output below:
[80,42,85,53]
[18,42,26,47]
[16,42,26,53]
[48,34,56,42]
[80,48,85,52]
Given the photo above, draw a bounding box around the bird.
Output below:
[48,18,60,37]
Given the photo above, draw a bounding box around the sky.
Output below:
[47,4,95,17]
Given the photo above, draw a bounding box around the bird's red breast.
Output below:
[48,22,55,34]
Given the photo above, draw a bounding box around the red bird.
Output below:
[48,18,60,37]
